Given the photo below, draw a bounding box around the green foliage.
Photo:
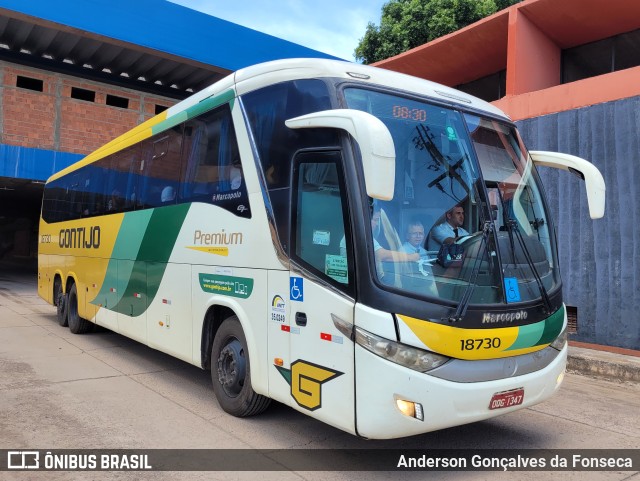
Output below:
[355,0,522,64]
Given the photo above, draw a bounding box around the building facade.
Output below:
[0,0,337,264]
[376,0,640,349]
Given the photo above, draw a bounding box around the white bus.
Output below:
[38,58,605,439]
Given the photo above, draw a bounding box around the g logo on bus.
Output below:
[275,360,342,411]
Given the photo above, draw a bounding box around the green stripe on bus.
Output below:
[111,203,191,316]
[506,306,565,351]
[506,321,544,351]
[537,305,565,345]
[90,210,154,307]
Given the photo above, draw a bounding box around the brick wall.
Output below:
[0,62,175,155]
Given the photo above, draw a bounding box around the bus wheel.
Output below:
[211,316,271,417]
[67,284,93,334]
[54,279,68,327]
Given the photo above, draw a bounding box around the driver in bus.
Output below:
[428,204,469,250]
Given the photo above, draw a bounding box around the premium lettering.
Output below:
[193,229,243,246]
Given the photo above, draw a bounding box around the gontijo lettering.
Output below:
[59,226,100,249]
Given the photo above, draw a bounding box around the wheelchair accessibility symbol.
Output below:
[504,277,521,303]
[290,277,304,302]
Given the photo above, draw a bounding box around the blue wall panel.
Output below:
[0,0,341,69]
[518,96,640,350]
[0,144,82,181]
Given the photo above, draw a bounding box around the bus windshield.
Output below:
[344,88,559,306]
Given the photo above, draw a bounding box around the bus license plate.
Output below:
[489,388,524,410]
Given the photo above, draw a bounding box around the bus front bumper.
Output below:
[354,343,567,439]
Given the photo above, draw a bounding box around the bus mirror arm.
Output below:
[529,151,606,219]
[285,109,396,201]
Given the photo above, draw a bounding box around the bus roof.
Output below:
[48,58,510,183]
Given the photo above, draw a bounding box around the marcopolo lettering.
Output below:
[59,226,101,249]
[482,310,528,324]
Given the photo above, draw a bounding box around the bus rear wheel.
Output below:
[67,284,93,334]
[54,278,68,327]
[211,316,270,417]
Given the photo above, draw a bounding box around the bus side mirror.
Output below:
[529,151,606,219]
[285,109,395,200]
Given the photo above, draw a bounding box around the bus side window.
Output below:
[139,125,184,208]
[292,152,353,291]
[180,104,250,217]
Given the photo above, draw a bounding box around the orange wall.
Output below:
[494,66,640,120]
[507,8,560,96]
[376,0,640,122]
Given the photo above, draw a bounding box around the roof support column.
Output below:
[506,7,561,96]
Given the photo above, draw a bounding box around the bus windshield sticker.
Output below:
[312,230,330,246]
[325,255,348,284]
[504,277,522,303]
[198,273,253,299]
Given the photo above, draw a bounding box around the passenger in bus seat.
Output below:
[428,204,469,250]
[229,158,242,190]
[341,207,420,263]
[400,221,428,256]
[371,207,420,262]
[107,189,122,211]
[161,186,176,203]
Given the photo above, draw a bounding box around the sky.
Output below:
[168,0,387,61]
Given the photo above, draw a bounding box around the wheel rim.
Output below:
[216,337,246,398]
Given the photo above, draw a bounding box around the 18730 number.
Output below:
[460,337,501,351]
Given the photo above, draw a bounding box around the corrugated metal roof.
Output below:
[0,0,340,99]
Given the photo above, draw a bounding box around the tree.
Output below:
[355,0,522,64]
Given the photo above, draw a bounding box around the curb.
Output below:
[567,345,640,383]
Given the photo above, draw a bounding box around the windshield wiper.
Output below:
[443,220,493,323]
[506,218,553,314]
[443,179,497,323]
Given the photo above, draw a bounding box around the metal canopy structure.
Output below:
[0,0,340,99]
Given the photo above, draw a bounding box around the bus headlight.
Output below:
[354,326,449,372]
[550,326,568,351]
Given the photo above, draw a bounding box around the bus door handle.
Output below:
[295,312,307,327]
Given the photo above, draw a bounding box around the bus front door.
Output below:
[283,152,357,434]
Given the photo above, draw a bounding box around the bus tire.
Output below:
[54,278,68,327]
[67,284,93,334]
[211,316,271,417]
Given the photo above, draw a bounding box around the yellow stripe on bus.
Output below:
[397,314,545,360]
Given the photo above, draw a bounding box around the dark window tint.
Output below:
[181,104,250,218]
[105,145,140,213]
[242,79,337,251]
[41,102,249,223]
[138,126,183,209]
